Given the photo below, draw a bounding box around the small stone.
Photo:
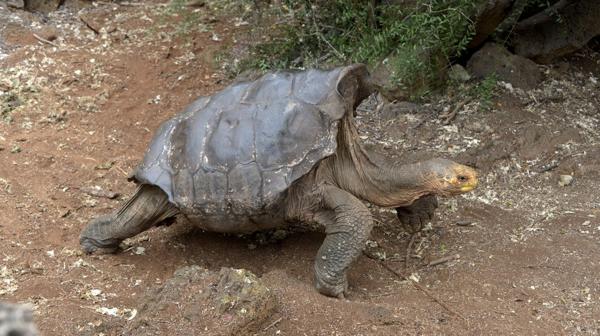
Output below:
[0,79,13,92]
[380,101,420,120]
[6,0,25,9]
[558,174,573,186]
[456,220,475,226]
[80,186,119,199]
[10,145,21,153]
[36,26,59,42]
[134,247,146,255]
[448,64,471,83]
[94,161,115,170]
[465,121,485,133]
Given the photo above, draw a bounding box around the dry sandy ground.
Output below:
[0,2,599,335]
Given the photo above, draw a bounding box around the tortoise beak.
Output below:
[459,171,478,192]
[460,179,478,192]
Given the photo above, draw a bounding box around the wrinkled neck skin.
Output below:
[321,117,439,208]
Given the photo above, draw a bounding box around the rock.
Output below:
[512,0,600,63]
[80,186,120,199]
[465,121,485,133]
[558,174,573,187]
[380,101,420,120]
[6,0,25,9]
[35,26,58,42]
[0,302,39,336]
[232,68,264,84]
[22,0,91,13]
[468,0,513,49]
[448,64,471,83]
[125,266,276,336]
[23,0,61,13]
[467,43,543,90]
[370,57,409,101]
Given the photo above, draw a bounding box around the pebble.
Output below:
[465,121,485,133]
[558,174,573,186]
[448,64,471,83]
[36,26,59,42]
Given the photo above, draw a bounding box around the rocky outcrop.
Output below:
[468,0,514,49]
[125,266,277,336]
[511,0,600,63]
[467,42,542,89]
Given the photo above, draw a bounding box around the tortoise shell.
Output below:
[131,64,368,221]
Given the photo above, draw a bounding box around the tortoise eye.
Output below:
[457,175,468,182]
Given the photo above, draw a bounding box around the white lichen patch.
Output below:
[0,266,18,295]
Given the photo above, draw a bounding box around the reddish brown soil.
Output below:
[1,2,599,335]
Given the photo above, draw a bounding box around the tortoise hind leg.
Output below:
[80,184,178,254]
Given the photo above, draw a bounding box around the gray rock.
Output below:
[6,0,25,9]
[380,101,420,120]
[512,0,600,64]
[370,57,410,101]
[0,302,38,336]
[468,0,513,49]
[125,266,276,336]
[448,64,471,83]
[23,0,61,13]
[467,42,543,90]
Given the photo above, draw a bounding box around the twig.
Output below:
[310,10,344,60]
[536,161,560,173]
[411,110,436,129]
[368,291,396,298]
[96,1,167,6]
[379,262,467,322]
[32,33,59,48]
[263,317,283,331]
[440,98,471,125]
[405,233,417,271]
[79,15,99,35]
[427,254,460,267]
[411,280,468,322]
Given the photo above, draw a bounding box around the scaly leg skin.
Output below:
[80,184,178,254]
[314,186,374,298]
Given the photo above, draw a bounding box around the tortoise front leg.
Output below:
[396,195,438,234]
[80,184,178,254]
[314,186,374,297]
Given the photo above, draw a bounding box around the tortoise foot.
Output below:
[79,215,122,254]
[315,273,348,298]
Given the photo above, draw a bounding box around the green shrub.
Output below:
[470,74,498,110]
[243,0,482,94]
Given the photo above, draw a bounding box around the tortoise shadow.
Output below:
[163,224,324,281]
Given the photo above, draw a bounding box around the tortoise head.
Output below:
[424,158,478,196]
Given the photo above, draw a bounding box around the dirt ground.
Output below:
[1,2,599,335]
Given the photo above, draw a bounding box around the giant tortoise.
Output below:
[80,64,478,297]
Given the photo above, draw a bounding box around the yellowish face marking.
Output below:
[443,165,478,195]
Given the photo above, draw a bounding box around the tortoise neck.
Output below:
[330,117,433,207]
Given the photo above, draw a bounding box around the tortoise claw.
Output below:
[315,274,348,298]
[79,236,121,255]
[79,215,122,255]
